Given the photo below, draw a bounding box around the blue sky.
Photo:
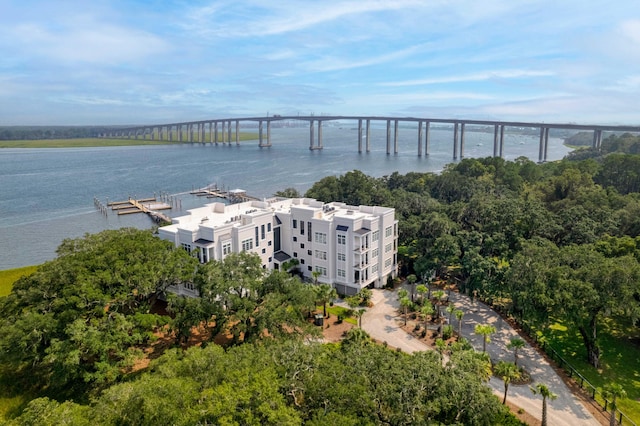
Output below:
[1,0,639,125]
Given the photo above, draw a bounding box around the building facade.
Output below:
[158,197,398,295]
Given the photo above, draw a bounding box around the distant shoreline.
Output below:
[0,134,260,148]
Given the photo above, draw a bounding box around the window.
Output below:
[241,238,253,251]
[222,241,232,256]
[255,227,259,246]
[293,219,297,229]
[308,250,312,256]
[261,224,265,239]
[337,269,346,278]
[314,266,327,276]
[267,223,271,232]
[293,252,298,258]
[372,230,379,242]
[385,226,393,237]
[337,252,346,262]
[314,232,327,244]
[337,234,346,245]
[261,248,266,254]
[300,221,305,235]
[300,243,304,249]
[385,258,392,268]
[308,222,312,242]
[301,259,305,264]
[315,250,327,260]
[371,248,379,258]
[308,266,312,272]
[181,243,191,252]
[268,241,272,246]
[372,264,378,273]
[385,243,392,253]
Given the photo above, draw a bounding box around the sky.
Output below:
[1,0,639,126]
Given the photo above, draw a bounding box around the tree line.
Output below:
[0,126,118,140]
[303,134,640,369]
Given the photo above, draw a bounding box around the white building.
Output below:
[158,197,398,295]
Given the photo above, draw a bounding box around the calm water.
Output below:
[0,126,571,269]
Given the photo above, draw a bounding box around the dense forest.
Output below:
[304,133,640,369]
[2,133,640,424]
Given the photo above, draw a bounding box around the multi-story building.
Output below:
[158,197,398,296]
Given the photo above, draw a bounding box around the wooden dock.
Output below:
[190,185,260,203]
[107,197,172,223]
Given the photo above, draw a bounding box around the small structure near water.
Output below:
[107,197,172,223]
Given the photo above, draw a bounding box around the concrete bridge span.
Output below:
[102,116,640,162]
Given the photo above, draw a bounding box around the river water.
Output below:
[0,126,571,269]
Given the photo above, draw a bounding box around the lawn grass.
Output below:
[318,305,358,325]
[0,133,259,148]
[538,317,640,422]
[0,265,37,297]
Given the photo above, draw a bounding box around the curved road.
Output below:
[361,287,601,426]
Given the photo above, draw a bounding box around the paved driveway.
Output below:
[361,287,601,426]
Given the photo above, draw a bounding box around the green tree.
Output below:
[314,283,337,317]
[0,228,197,390]
[454,309,464,341]
[493,361,521,405]
[603,383,627,426]
[474,324,496,354]
[507,337,526,368]
[530,383,557,426]
[399,297,412,326]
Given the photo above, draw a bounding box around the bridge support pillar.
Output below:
[386,120,391,155]
[318,120,323,149]
[538,127,545,162]
[366,119,371,153]
[235,120,240,145]
[499,125,505,158]
[493,125,499,157]
[394,120,399,154]
[543,127,549,162]
[592,129,602,150]
[221,121,226,143]
[309,120,315,150]
[214,122,218,144]
[358,119,363,153]
[266,120,272,147]
[425,121,430,156]
[460,123,466,159]
[258,120,264,147]
[453,122,459,160]
[418,121,423,157]
[228,120,232,144]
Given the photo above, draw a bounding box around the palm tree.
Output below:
[454,309,464,341]
[400,296,412,326]
[474,324,496,353]
[432,290,445,319]
[353,308,366,328]
[407,274,417,302]
[398,288,408,300]
[420,304,435,333]
[435,338,447,362]
[494,361,521,405]
[507,337,526,368]
[315,283,337,318]
[446,303,456,325]
[530,383,557,426]
[416,284,428,305]
[603,383,627,426]
[311,270,321,284]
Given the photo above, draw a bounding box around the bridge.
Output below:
[101,116,640,162]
